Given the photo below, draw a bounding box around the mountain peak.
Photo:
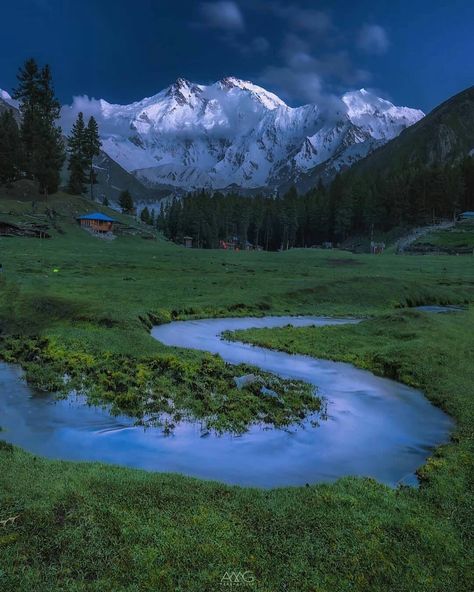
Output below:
[60,77,425,192]
[165,78,202,105]
[216,76,286,110]
[0,88,19,109]
[172,77,192,89]
[338,89,424,142]
[342,88,424,117]
[0,88,12,101]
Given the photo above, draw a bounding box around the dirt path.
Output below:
[396,220,455,252]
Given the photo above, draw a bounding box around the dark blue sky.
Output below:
[1,0,473,112]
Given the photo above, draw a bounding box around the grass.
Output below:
[0,191,473,590]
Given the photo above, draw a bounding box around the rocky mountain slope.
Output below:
[342,85,474,178]
[87,77,424,192]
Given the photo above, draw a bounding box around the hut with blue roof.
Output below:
[76,212,117,233]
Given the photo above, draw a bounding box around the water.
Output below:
[414,305,465,314]
[0,316,453,488]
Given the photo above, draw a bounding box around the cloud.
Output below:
[249,36,270,53]
[227,35,269,55]
[198,1,245,31]
[191,1,388,107]
[274,6,332,35]
[259,67,323,104]
[259,33,370,105]
[357,24,389,55]
[61,88,266,141]
[60,96,132,137]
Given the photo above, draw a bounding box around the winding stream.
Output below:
[0,316,453,488]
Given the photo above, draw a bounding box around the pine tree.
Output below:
[102,195,109,206]
[140,206,151,224]
[13,58,39,169]
[13,58,65,197]
[0,110,23,185]
[119,189,134,214]
[67,112,87,194]
[84,116,101,199]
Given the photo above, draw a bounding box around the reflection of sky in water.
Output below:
[0,316,453,488]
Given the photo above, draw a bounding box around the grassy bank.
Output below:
[411,220,474,253]
[0,194,473,590]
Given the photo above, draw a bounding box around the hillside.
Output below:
[295,86,474,193]
[348,85,474,176]
[0,180,156,239]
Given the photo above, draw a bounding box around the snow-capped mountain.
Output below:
[0,88,21,123]
[69,78,425,192]
[0,88,19,108]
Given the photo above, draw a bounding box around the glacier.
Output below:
[65,78,424,192]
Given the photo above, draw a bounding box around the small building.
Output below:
[183,236,193,248]
[76,212,116,233]
[459,211,474,221]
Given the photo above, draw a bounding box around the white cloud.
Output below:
[357,24,390,55]
[274,6,332,35]
[259,66,323,104]
[60,96,131,137]
[259,33,370,105]
[198,1,245,31]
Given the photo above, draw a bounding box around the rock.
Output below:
[233,374,260,389]
[260,386,280,399]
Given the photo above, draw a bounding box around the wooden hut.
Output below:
[76,212,116,233]
[183,236,193,248]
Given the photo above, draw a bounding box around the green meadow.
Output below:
[0,193,473,591]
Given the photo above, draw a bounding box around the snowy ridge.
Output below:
[6,77,423,192]
[92,78,423,190]
[0,88,19,109]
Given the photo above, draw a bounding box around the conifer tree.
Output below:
[119,189,134,214]
[84,116,101,199]
[102,195,110,206]
[140,206,151,224]
[67,112,87,194]
[0,110,23,185]
[13,58,65,197]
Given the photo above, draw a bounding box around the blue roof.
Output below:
[76,212,116,222]
[460,211,474,216]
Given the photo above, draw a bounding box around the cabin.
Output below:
[459,211,474,221]
[76,212,116,233]
[183,236,193,248]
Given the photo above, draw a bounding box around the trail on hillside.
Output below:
[396,220,455,252]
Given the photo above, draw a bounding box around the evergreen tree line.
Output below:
[67,111,101,197]
[0,58,101,198]
[0,58,64,195]
[157,158,474,249]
